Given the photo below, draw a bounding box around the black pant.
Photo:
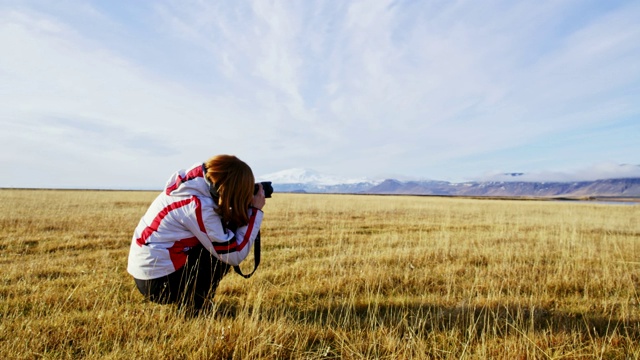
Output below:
[134,245,231,312]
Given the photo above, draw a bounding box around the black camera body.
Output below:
[254,181,273,198]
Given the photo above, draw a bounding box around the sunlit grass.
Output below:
[1,189,639,359]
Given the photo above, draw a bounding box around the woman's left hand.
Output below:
[252,183,266,210]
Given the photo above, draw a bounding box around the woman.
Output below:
[127,154,265,313]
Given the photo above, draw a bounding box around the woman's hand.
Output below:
[252,183,266,210]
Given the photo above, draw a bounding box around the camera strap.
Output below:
[233,231,260,278]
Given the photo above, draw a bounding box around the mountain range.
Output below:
[257,168,640,198]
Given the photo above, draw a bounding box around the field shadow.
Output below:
[210,298,640,340]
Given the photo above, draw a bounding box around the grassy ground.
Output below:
[0,189,639,359]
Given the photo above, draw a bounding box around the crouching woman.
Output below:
[127,155,265,313]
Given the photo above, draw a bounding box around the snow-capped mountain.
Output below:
[257,168,349,185]
[256,168,382,193]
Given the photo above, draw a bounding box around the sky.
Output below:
[1,0,639,189]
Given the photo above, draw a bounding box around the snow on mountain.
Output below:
[256,168,383,194]
[257,168,378,186]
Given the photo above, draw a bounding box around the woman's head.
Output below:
[204,155,255,226]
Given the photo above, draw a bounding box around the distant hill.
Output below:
[388,178,640,197]
[367,179,454,195]
[259,167,640,198]
[268,176,640,198]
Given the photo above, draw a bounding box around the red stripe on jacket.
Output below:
[165,166,204,195]
[167,236,201,270]
[135,196,205,246]
[212,209,257,253]
[193,196,206,233]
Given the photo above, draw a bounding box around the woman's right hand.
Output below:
[252,183,266,210]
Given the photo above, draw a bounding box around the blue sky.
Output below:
[1,0,639,188]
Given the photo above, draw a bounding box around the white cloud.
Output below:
[478,162,640,182]
[0,8,269,187]
[1,1,639,187]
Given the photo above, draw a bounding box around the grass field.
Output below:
[1,189,639,359]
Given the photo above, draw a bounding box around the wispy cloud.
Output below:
[1,1,638,187]
[478,162,640,182]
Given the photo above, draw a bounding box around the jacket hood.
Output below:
[165,163,213,199]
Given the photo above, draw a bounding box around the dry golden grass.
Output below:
[0,189,639,359]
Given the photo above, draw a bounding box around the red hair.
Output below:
[204,155,255,226]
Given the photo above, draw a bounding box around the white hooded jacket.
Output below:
[127,163,263,280]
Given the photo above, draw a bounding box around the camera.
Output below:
[254,181,273,198]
